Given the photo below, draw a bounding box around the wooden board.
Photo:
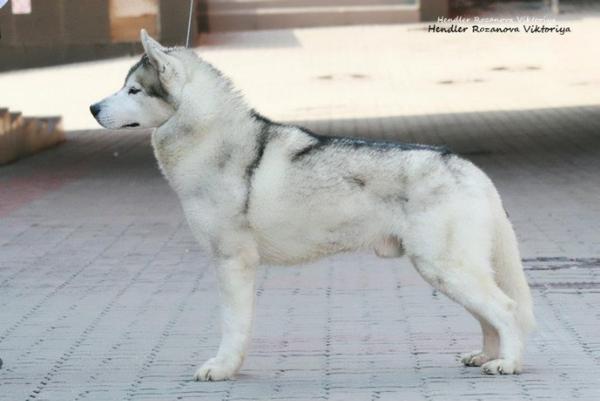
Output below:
[109,0,159,42]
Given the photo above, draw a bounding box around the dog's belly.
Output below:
[252,227,360,265]
[252,226,355,265]
[248,195,384,265]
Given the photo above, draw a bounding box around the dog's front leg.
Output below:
[194,255,257,381]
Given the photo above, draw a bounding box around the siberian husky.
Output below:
[90,30,535,381]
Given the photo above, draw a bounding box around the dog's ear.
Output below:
[140,29,164,52]
[140,29,171,74]
[140,29,184,103]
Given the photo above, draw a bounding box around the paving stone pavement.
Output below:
[1,101,600,401]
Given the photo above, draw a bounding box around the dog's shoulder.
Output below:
[248,110,320,158]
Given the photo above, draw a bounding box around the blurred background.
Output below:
[1,0,598,132]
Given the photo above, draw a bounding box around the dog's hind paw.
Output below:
[193,357,240,381]
[481,359,521,375]
[460,350,491,367]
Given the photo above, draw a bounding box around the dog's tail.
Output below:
[491,209,536,337]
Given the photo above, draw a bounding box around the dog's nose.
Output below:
[89,103,101,118]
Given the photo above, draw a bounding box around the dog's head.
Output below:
[90,30,185,129]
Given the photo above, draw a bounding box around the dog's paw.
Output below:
[481,359,521,375]
[193,357,240,381]
[460,350,491,367]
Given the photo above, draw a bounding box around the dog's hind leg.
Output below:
[410,258,523,375]
[461,315,499,367]
[194,247,259,381]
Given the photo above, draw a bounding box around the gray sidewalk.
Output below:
[1,102,600,400]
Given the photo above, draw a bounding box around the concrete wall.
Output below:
[160,0,198,46]
[420,0,450,22]
[0,0,197,71]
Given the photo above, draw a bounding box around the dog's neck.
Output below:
[151,76,258,188]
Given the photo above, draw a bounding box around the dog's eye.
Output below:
[128,87,141,95]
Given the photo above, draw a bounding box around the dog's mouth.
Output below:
[121,123,140,128]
